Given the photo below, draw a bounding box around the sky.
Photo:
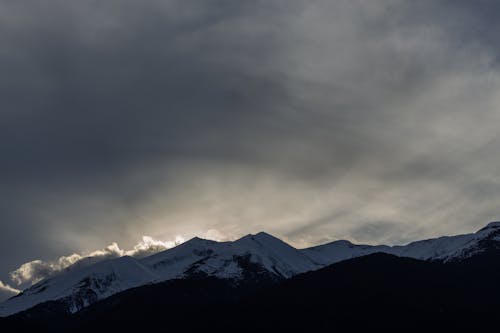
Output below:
[2,0,500,299]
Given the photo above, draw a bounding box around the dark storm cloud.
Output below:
[2,0,500,285]
[0,0,299,277]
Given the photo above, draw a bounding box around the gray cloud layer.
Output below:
[2,0,500,283]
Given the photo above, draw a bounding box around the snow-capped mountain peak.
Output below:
[0,256,156,316]
[232,232,318,278]
[3,222,500,317]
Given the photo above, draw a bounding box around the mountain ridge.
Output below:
[7,251,500,332]
[2,222,500,317]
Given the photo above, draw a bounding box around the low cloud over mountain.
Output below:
[0,281,19,303]
[9,236,186,287]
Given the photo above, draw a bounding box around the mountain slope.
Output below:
[2,222,500,318]
[0,232,317,316]
[389,221,500,261]
[301,221,500,266]
[301,239,391,265]
[141,232,317,280]
[6,253,500,332]
[0,256,156,316]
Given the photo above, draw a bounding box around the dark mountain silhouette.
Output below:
[4,223,500,331]
[3,251,500,332]
[4,222,500,318]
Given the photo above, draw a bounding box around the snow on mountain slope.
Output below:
[0,256,157,317]
[2,222,500,317]
[140,237,225,280]
[389,221,500,261]
[225,232,317,277]
[0,232,318,317]
[301,221,500,267]
[142,232,317,279]
[301,240,391,266]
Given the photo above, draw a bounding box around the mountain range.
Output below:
[2,222,500,317]
[0,222,500,332]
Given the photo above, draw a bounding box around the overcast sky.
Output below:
[2,0,500,298]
